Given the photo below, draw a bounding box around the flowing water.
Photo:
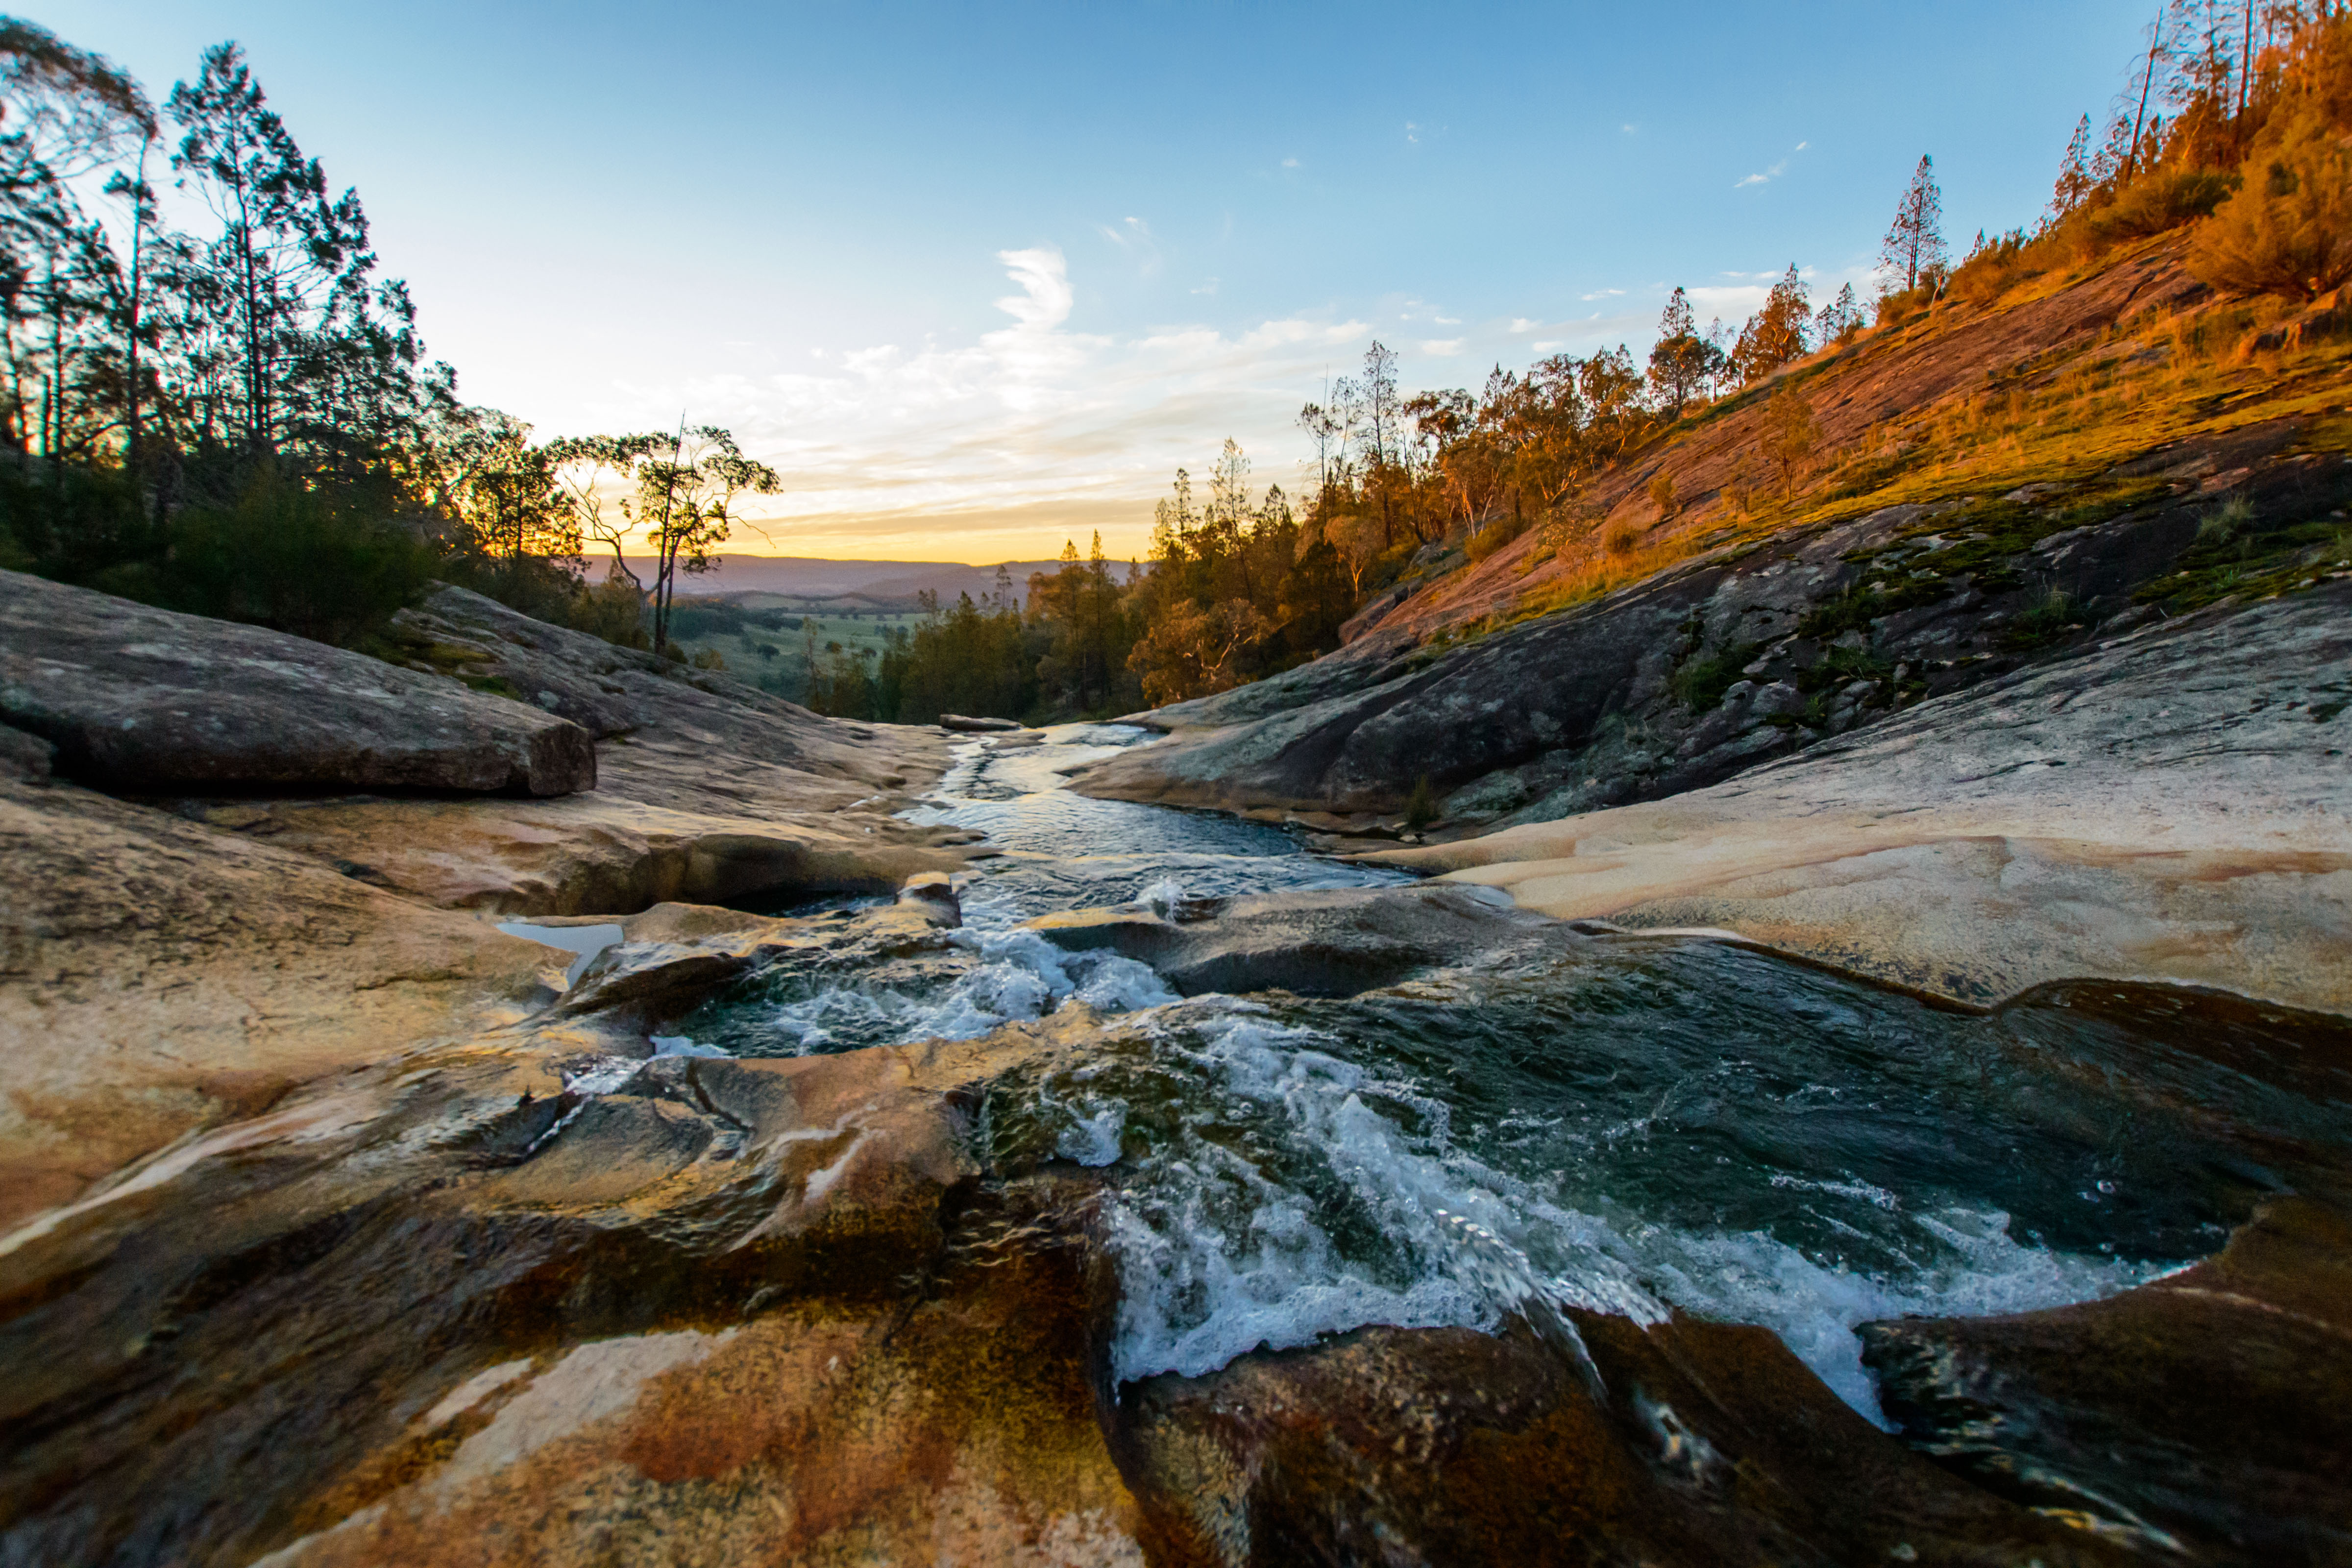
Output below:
[656,724,2352,1423]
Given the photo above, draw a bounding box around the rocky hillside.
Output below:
[1077,243,2351,831]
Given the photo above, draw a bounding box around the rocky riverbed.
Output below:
[4,571,2350,1565]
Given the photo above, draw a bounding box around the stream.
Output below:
[632,725,2346,1423]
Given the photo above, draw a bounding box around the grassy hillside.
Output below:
[1372,237,2351,653]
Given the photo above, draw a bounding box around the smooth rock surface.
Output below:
[1119,1318,2132,1566]
[178,586,979,914]
[0,984,1147,1568]
[1367,585,2352,1010]
[0,570,597,796]
[0,776,555,1228]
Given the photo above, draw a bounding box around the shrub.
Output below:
[2084,168,2237,246]
[0,459,161,585]
[147,478,437,647]
[1464,514,1529,564]
[1402,773,1438,832]
[1604,521,1642,557]
[691,646,727,670]
[1669,641,1757,711]
[2190,106,2352,300]
[568,569,651,647]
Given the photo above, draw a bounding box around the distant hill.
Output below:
[618,555,1067,607]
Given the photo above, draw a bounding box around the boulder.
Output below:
[896,869,963,925]
[0,570,595,796]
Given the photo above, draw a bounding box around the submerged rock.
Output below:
[0,570,597,797]
[1028,882,1581,997]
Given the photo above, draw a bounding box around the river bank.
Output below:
[5,576,2350,1565]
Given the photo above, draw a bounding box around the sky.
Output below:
[50,1,2151,563]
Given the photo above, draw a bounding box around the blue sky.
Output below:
[53,1,2148,560]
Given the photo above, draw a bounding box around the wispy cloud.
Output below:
[1735,140,1809,188]
[1280,156,1298,168]
[1419,338,1463,356]
[1580,287,1626,301]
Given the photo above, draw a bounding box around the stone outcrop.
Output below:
[1080,420,2348,826]
[0,775,559,1228]
[0,570,597,797]
[165,586,981,914]
[1361,582,2352,1011]
[0,586,976,1230]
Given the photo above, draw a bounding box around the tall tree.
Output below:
[1879,155,1950,293]
[1646,286,1723,415]
[168,44,353,456]
[1731,266,1812,383]
[2049,114,2097,220]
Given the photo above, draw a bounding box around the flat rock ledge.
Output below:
[0,570,596,796]
[1370,584,2352,1014]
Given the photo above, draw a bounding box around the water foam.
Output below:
[762,927,1177,1054]
[1066,1001,2156,1423]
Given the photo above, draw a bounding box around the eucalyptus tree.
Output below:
[166,42,447,482]
[624,425,781,654]
[0,19,152,459]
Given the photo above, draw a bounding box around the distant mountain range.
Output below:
[616,554,1069,605]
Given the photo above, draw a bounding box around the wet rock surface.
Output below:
[1118,1319,2134,1567]
[7,873,2352,1563]
[1026,882,1583,997]
[0,571,597,797]
[1863,1195,2352,1566]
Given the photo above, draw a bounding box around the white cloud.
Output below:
[584,248,1377,559]
[1508,317,1541,333]
[1580,288,1626,301]
[1420,338,1464,356]
[1192,277,1220,295]
[1405,121,1420,144]
[1280,156,1298,168]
